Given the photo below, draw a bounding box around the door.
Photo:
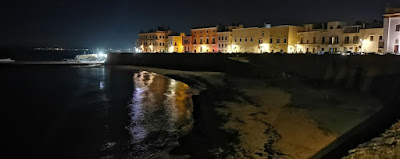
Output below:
[395,45,399,53]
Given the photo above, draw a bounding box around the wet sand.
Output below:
[115,65,383,159]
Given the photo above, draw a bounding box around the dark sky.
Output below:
[0,0,398,49]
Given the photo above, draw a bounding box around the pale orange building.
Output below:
[191,26,222,53]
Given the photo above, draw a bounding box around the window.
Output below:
[344,37,350,44]
[250,37,253,42]
[270,37,273,43]
[200,38,203,44]
[379,36,383,40]
[262,32,265,37]
[353,36,359,44]
[159,43,161,46]
[259,39,262,44]
[219,37,221,40]
[234,38,237,42]
[174,42,177,46]
[206,38,209,44]
[245,37,247,42]
[206,31,208,33]
[225,44,227,48]
[370,36,374,41]
[240,38,242,42]
[300,38,303,44]
[225,36,228,40]
[313,37,316,44]
[322,37,325,44]
[396,25,400,32]
[277,39,280,43]
[212,37,215,44]
[334,37,339,44]
[194,38,197,44]
[284,38,287,44]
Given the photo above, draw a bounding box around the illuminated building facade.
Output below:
[217,24,243,53]
[167,33,186,53]
[182,36,192,53]
[137,27,171,53]
[384,8,400,54]
[231,25,301,53]
[298,21,384,54]
[191,26,221,53]
[136,10,395,54]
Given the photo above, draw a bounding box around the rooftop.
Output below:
[385,8,400,14]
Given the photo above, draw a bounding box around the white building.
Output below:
[383,8,400,54]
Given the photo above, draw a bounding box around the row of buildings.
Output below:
[136,8,400,54]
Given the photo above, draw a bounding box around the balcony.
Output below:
[343,26,361,33]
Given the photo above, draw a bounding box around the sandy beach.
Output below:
[115,65,383,159]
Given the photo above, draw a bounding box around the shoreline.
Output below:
[114,65,384,159]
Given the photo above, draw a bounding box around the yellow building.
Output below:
[136,27,171,53]
[167,33,186,53]
[217,24,243,53]
[231,25,301,53]
[231,27,260,53]
[298,21,384,53]
[191,26,220,53]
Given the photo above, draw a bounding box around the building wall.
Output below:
[231,27,260,53]
[360,28,384,53]
[182,36,192,53]
[384,11,400,54]
[191,27,218,53]
[217,32,232,53]
[167,33,185,53]
[137,31,170,53]
[297,22,383,53]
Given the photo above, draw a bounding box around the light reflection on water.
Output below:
[103,70,194,158]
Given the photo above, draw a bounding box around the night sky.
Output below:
[1,0,399,49]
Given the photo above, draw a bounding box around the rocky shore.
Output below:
[343,121,400,159]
